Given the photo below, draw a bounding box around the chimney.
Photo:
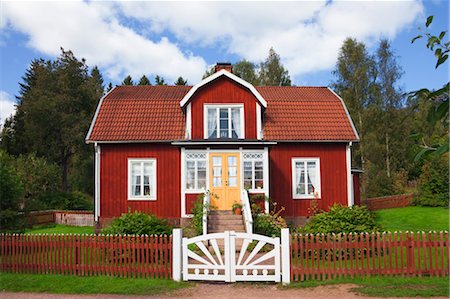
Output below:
[214,62,233,73]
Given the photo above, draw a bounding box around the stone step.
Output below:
[209,210,233,215]
[208,219,244,226]
[208,214,243,221]
[208,226,245,232]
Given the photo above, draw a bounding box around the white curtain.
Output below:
[307,162,316,194]
[296,162,303,193]
[231,108,241,138]
[208,109,217,138]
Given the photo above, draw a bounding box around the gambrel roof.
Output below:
[86,82,359,143]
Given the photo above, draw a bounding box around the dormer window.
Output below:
[204,104,244,139]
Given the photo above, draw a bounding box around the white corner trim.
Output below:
[180,69,267,108]
[94,143,100,222]
[185,103,191,139]
[346,144,353,207]
[327,87,360,141]
[181,148,186,217]
[86,86,117,142]
[264,147,269,213]
[256,103,262,140]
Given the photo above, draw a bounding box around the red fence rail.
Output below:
[363,194,414,210]
[0,234,172,278]
[291,231,449,281]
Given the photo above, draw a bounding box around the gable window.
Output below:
[128,159,156,200]
[185,152,207,192]
[292,158,321,199]
[243,152,265,191]
[205,105,244,139]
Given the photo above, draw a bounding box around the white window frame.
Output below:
[242,151,266,193]
[203,104,245,139]
[291,158,321,199]
[185,152,207,193]
[128,158,157,200]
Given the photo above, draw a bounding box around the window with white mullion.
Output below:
[243,152,265,192]
[128,159,156,200]
[186,154,207,192]
[205,105,243,139]
[292,158,321,199]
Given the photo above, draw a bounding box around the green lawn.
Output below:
[25,224,94,235]
[375,206,449,232]
[289,276,449,297]
[0,273,192,295]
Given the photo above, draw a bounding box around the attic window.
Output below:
[204,104,244,139]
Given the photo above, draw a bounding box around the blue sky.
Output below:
[1,1,449,123]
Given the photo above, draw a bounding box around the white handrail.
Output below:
[241,189,253,234]
[202,191,210,235]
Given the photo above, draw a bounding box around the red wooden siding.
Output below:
[269,143,348,217]
[190,77,259,139]
[100,144,180,220]
[185,193,200,214]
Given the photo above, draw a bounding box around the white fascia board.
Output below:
[85,86,117,143]
[180,69,267,108]
[327,87,360,141]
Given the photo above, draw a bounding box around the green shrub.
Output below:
[251,200,287,237]
[191,198,205,236]
[415,155,449,207]
[297,204,380,234]
[36,191,93,211]
[102,211,172,235]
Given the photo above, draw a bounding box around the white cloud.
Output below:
[1,1,207,83]
[0,91,16,125]
[1,1,424,84]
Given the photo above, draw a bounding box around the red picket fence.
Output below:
[291,231,449,281]
[0,234,172,278]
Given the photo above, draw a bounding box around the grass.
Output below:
[375,206,449,232]
[0,273,192,295]
[288,276,449,297]
[25,224,94,235]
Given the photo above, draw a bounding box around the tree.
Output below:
[202,66,215,79]
[258,48,291,86]
[154,75,166,85]
[2,49,100,193]
[411,16,449,159]
[233,59,259,85]
[106,82,113,93]
[122,75,134,86]
[138,75,152,85]
[0,151,25,233]
[174,76,188,85]
[332,38,377,172]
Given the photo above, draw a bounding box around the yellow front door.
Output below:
[209,152,240,210]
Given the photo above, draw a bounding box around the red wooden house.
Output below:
[86,63,360,228]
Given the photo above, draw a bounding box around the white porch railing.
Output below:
[241,189,253,234]
[202,191,210,235]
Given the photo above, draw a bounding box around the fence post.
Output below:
[281,228,291,285]
[172,228,182,281]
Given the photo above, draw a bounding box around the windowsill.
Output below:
[247,189,266,194]
[128,197,157,201]
[185,189,206,194]
[293,195,321,200]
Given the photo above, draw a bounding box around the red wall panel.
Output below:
[100,144,180,219]
[190,77,259,139]
[269,143,348,217]
[353,173,361,205]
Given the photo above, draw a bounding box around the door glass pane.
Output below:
[228,177,237,187]
[228,156,237,166]
[212,156,222,187]
[228,156,238,187]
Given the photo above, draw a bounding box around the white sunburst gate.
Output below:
[172,228,291,284]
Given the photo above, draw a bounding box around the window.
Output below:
[205,105,244,139]
[128,159,156,200]
[185,152,207,192]
[243,152,265,191]
[292,158,321,199]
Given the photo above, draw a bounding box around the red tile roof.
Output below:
[87,85,358,142]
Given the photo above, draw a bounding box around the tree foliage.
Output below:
[154,75,166,85]
[122,75,134,86]
[138,75,151,86]
[233,59,259,85]
[258,47,291,86]
[174,76,188,85]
